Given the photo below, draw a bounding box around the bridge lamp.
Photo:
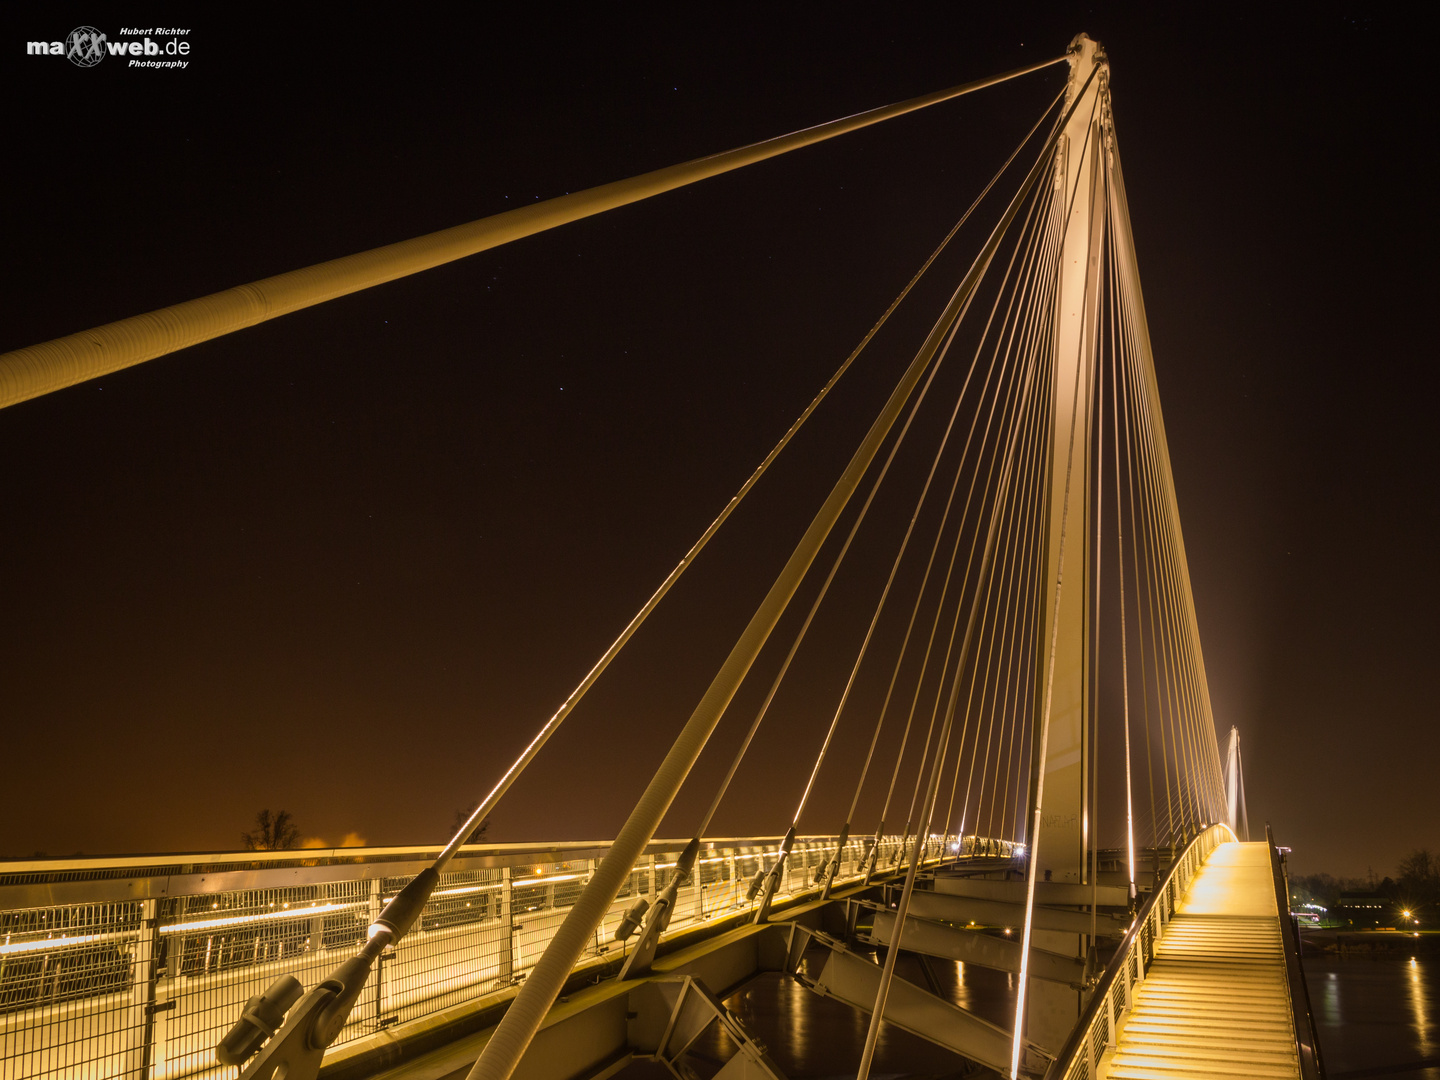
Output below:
[614,898,649,941]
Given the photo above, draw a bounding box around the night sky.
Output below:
[2,6,1433,880]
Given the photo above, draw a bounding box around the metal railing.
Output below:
[1266,824,1326,1079]
[0,832,935,1080]
[1042,822,1236,1080]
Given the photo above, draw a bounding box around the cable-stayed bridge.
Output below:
[0,34,1320,1080]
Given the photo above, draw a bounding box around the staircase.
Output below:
[1100,841,1302,1079]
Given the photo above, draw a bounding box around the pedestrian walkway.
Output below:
[1101,841,1302,1079]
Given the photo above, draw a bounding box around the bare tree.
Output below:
[1399,849,1439,900]
[242,809,300,851]
[451,804,490,844]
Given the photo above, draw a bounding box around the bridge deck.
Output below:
[1103,841,1301,1080]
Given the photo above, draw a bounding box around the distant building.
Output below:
[1337,890,1391,929]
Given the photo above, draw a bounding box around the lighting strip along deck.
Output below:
[1101,841,1302,1080]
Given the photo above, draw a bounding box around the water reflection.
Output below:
[1305,955,1440,1079]
[1411,957,1433,1058]
[668,944,1017,1078]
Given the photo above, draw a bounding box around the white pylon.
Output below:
[1224,726,1248,840]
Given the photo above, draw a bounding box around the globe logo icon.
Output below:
[66,26,107,67]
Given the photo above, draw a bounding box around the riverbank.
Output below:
[1303,928,1440,959]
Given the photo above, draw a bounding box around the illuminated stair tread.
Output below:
[1120,1033,1297,1056]
[1096,841,1301,1080]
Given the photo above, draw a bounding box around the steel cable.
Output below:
[899,181,1059,848]
[691,91,1068,840]
[948,187,1064,843]
[465,94,1072,1080]
[867,186,1054,849]
[0,58,1070,411]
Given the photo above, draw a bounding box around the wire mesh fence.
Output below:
[0,833,928,1080]
[0,900,147,1080]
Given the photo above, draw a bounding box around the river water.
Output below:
[1305,955,1439,1079]
[670,945,1015,1079]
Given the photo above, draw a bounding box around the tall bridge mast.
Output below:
[1032,32,1109,888]
[1012,33,1110,1060]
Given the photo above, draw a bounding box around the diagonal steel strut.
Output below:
[0,56,1064,410]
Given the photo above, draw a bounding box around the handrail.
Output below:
[1042,822,1236,1080]
[1266,823,1327,1079]
[0,834,865,877]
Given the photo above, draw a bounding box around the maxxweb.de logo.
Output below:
[27,26,193,70]
[65,26,105,66]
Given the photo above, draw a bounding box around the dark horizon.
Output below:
[2,7,1433,880]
